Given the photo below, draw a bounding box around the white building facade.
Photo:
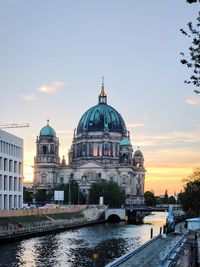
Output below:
[34,82,146,205]
[0,130,23,210]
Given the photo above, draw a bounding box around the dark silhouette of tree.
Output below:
[168,196,176,204]
[163,190,169,204]
[180,0,200,89]
[89,180,125,208]
[144,191,157,206]
[187,0,199,3]
[23,186,33,203]
[178,168,200,217]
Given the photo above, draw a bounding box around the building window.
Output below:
[19,178,22,192]
[43,145,48,154]
[4,158,8,171]
[9,176,13,191]
[14,177,17,191]
[19,162,22,174]
[9,160,13,172]
[4,175,8,190]
[0,175,2,190]
[13,161,16,173]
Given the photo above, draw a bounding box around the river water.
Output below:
[0,212,167,267]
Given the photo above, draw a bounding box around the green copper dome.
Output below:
[40,121,56,137]
[120,137,132,146]
[77,103,127,134]
[134,149,143,157]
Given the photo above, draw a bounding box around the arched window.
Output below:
[43,145,48,154]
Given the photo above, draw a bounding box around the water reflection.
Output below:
[0,212,167,267]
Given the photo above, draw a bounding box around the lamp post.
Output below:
[68,176,71,206]
[128,172,133,207]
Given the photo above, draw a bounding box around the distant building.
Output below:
[34,81,146,205]
[0,129,23,210]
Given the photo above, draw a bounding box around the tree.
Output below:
[89,180,125,208]
[54,180,84,204]
[163,190,169,204]
[23,187,33,203]
[186,0,200,3]
[180,5,200,89]
[144,191,157,206]
[35,189,49,203]
[178,168,200,217]
[168,196,176,204]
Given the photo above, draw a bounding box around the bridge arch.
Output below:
[107,214,121,223]
[105,209,126,222]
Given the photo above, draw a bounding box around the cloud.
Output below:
[127,122,144,128]
[133,128,200,147]
[186,98,200,106]
[38,81,64,94]
[20,94,37,101]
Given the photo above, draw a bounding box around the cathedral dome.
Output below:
[40,120,56,137]
[77,80,127,135]
[77,103,127,135]
[134,149,143,157]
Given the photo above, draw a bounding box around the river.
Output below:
[0,212,167,267]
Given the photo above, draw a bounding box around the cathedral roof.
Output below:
[77,80,127,135]
[134,149,143,157]
[120,137,132,146]
[40,120,56,137]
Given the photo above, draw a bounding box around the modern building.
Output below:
[0,129,23,210]
[34,81,145,205]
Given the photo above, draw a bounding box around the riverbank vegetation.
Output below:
[178,168,200,218]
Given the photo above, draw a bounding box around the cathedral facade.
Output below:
[34,81,145,205]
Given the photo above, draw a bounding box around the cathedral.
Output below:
[34,80,145,205]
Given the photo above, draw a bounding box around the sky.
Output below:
[0,0,200,195]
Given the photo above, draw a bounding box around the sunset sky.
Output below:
[1,1,200,195]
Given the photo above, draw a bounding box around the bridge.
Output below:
[105,209,126,222]
[105,205,170,223]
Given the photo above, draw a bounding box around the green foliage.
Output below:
[54,180,85,204]
[179,169,200,217]
[163,190,169,204]
[186,0,199,3]
[144,191,157,206]
[89,180,125,208]
[180,11,200,88]
[35,189,48,203]
[168,196,176,204]
[23,187,33,203]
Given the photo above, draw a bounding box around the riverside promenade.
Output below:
[0,205,105,245]
[106,223,197,267]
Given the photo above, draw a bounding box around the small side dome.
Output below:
[40,120,56,137]
[134,148,143,157]
[120,138,132,146]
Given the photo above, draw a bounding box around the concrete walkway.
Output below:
[115,235,176,267]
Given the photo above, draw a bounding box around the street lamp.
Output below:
[128,172,133,207]
[68,176,71,206]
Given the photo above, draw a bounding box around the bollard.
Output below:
[160,226,162,235]
[92,252,99,267]
[151,228,153,239]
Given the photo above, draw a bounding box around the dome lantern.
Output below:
[98,77,107,104]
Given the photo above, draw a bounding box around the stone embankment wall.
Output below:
[0,205,87,218]
[83,207,104,221]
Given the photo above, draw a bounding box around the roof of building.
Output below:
[134,149,143,157]
[40,120,56,137]
[120,137,132,146]
[77,83,127,135]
